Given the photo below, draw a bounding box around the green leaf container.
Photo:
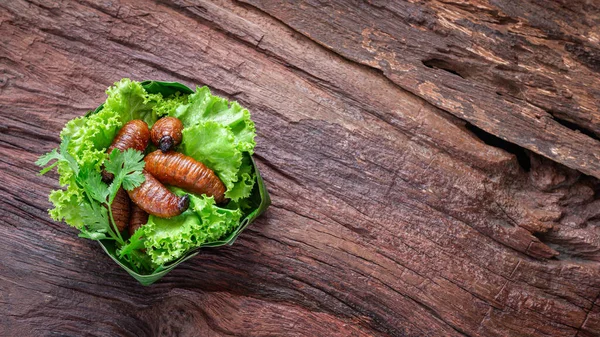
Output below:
[89,80,270,285]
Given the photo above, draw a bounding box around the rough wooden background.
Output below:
[2,0,600,336]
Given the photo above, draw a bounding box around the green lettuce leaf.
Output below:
[48,184,86,227]
[171,86,209,126]
[62,108,121,153]
[140,211,201,266]
[140,194,242,265]
[57,105,122,186]
[172,86,256,154]
[152,92,188,118]
[181,121,242,191]
[225,154,256,201]
[103,78,162,127]
[213,101,256,154]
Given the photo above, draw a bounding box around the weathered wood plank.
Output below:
[1,0,599,336]
[240,0,600,179]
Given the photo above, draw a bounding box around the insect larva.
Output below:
[150,117,184,152]
[111,187,131,232]
[128,203,149,236]
[102,120,150,181]
[127,170,190,218]
[144,150,227,204]
[108,120,151,154]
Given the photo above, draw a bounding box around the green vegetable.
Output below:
[174,87,256,154]
[104,78,163,126]
[36,138,145,244]
[36,79,270,284]
[177,87,256,201]
[120,190,242,265]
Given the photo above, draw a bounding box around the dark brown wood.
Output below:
[241,0,600,180]
[1,0,599,336]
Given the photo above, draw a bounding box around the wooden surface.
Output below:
[2,0,600,336]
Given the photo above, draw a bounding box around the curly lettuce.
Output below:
[177,87,257,202]
[174,87,256,153]
[104,78,163,126]
[133,193,242,265]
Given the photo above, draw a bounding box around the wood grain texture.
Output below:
[1,0,599,336]
[241,0,600,179]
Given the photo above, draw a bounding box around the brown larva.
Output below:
[127,170,189,218]
[128,203,149,236]
[150,117,184,152]
[144,150,227,204]
[111,187,131,232]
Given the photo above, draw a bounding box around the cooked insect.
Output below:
[111,187,131,232]
[128,203,149,236]
[144,150,227,203]
[127,170,190,218]
[102,120,150,181]
[151,117,184,152]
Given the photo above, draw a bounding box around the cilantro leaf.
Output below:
[59,137,80,176]
[80,201,110,233]
[104,148,145,202]
[36,137,80,176]
[79,165,109,203]
[118,228,154,273]
[118,228,146,258]
[119,149,146,190]
[104,148,145,180]
[103,149,126,176]
[122,171,145,191]
[36,148,61,175]
[78,232,109,240]
[39,138,129,244]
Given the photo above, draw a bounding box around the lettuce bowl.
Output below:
[38,80,270,285]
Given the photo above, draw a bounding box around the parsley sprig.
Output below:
[36,137,145,245]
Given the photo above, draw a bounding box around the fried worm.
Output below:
[144,150,227,204]
[111,187,131,232]
[128,203,149,236]
[127,170,189,218]
[150,117,184,152]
